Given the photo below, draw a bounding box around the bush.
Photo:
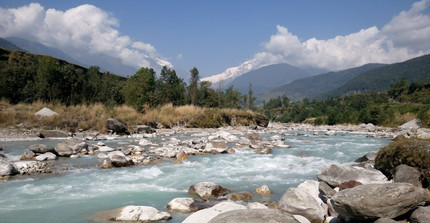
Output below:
[375,138,430,187]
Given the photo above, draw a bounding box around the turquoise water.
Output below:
[0,132,390,223]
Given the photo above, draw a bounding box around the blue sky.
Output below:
[1,0,429,81]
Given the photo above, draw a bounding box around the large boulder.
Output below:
[166,197,195,213]
[133,125,154,134]
[35,152,57,161]
[410,206,430,223]
[20,150,35,160]
[331,183,430,220]
[106,118,129,135]
[317,164,388,187]
[398,119,421,130]
[29,144,55,154]
[108,151,130,167]
[208,209,301,223]
[115,206,171,222]
[255,114,269,127]
[394,164,422,188]
[254,184,273,195]
[279,180,327,223]
[0,159,18,176]
[182,201,246,223]
[35,107,58,117]
[318,181,336,203]
[188,182,230,199]
[55,142,74,157]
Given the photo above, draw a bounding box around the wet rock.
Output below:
[279,180,327,223]
[101,159,113,169]
[20,150,35,160]
[248,133,261,141]
[331,183,430,220]
[355,151,378,162]
[269,135,284,141]
[115,205,171,222]
[183,201,246,223]
[106,118,129,135]
[0,159,18,176]
[318,181,336,203]
[35,152,57,161]
[188,182,230,199]
[226,191,252,202]
[208,209,300,223]
[166,197,195,213]
[29,144,55,154]
[394,164,422,188]
[176,151,188,161]
[204,141,228,154]
[317,164,388,187]
[254,184,273,195]
[108,151,130,167]
[410,206,430,223]
[133,125,154,134]
[189,198,227,211]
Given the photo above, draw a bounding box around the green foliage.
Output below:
[188,67,199,105]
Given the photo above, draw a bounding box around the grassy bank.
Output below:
[0,100,257,133]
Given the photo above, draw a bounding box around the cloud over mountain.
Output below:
[0,3,172,71]
[203,0,430,83]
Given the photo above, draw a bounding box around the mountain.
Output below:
[0,38,22,51]
[228,63,313,95]
[323,54,430,98]
[266,63,386,101]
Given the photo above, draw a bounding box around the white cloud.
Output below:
[0,3,172,71]
[176,53,183,60]
[203,0,430,83]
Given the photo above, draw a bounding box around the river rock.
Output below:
[188,182,230,199]
[35,152,57,161]
[98,146,115,152]
[109,153,129,167]
[248,133,261,141]
[248,202,268,209]
[374,218,399,223]
[55,142,74,156]
[115,205,171,222]
[339,180,362,190]
[38,130,68,138]
[0,159,18,176]
[255,114,269,127]
[394,164,422,187]
[133,125,154,134]
[166,197,195,213]
[20,150,35,160]
[189,198,227,211]
[226,192,252,202]
[101,159,113,169]
[317,164,388,187]
[106,118,129,135]
[255,147,272,154]
[331,183,430,220]
[35,107,58,117]
[204,141,228,154]
[279,180,327,223]
[398,119,421,130]
[182,201,246,223]
[208,209,301,223]
[355,151,378,162]
[29,144,54,154]
[410,206,430,223]
[254,184,273,195]
[318,181,336,203]
[176,151,188,161]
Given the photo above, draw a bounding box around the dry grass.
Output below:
[0,100,258,132]
[384,112,417,127]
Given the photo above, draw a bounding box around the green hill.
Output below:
[323,54,430,98]
[266,63,385,101]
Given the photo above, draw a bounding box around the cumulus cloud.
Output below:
[203,0,430,83]
[0,3,172,71]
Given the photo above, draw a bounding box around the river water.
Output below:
[0,131,390,223]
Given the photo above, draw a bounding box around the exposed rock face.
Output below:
[254,184,273,195]
[279,180,327,223]
[106,118,129,135]
[188,182,230,199]
[0,159,18,176]
[394,164,422,187]
[410,206,430,223]
[208,209,301,223]
[115,206,171,222]
[255,114,269,127]
[182,201,246,223]
[317,164,388,187]
[166,197,195,213]
[331,183,430,220]
[29,144,54,153]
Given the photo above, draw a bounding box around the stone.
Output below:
[97,153,108,159]
[70,154,80,159]
[248,133,261,141]
[109,155,129,167]
[204,141,228,154]
[318,181,336,203]
[29,144,55,153]
[97,141,105,146]
[398,119,421,130]
[176,151,188,161]
[254,184,273,195]
[98,146,115,152]
[0,159,18,176]
[355,151,378,162]
[208,209,301,223]
[55,142,74,157]
[188,182,230,199]
[269,135,284,141]
[106,118,129,135]
[226,192,252,202]
[189,198,227,211]
[35,152,57,161]
[317,164,388,187]
[133,125,154,134]
[255,114,269,127]
[374,218,400,223]
[0,152,5,158]
[182,201,246,223]
[410,206,430,223]
[339,180,362,190]
[115,206,171,222]
[394,164,422,188]
[35,107,58,117]
[255,147,272,154]
[166,197,195,213]
[38,130,68,138]
[247,202,268,209]
[101,159,113,169]
[20,150,35,160]
[331,183,430,220]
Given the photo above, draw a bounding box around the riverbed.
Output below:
[0,129,390,223]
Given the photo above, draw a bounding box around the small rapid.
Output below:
[0,131,390,223]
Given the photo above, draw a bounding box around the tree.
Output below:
[248,82,255,110]
[156,66,186,106]
[223,85,242,109]
[123,67,156,111]
[188,67,199,105]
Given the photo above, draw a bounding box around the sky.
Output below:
[0,0,429,82]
